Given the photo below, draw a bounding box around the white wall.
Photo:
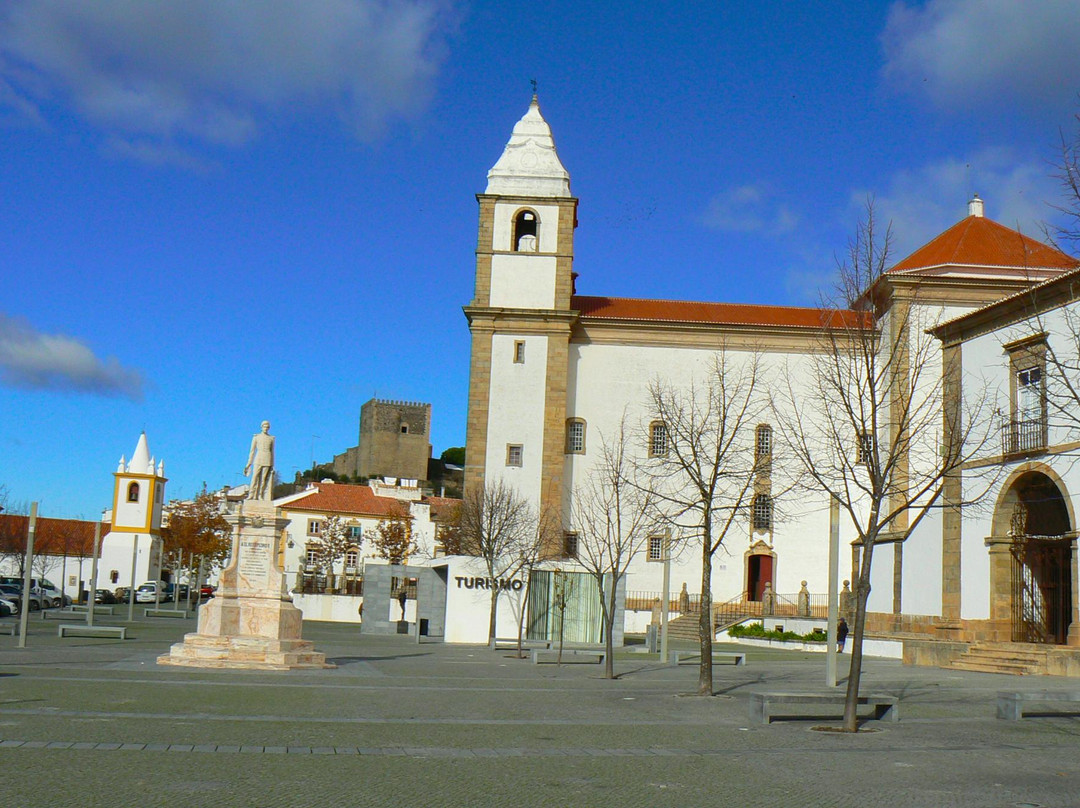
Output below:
[492,202,560,252]
[489,254,557,309]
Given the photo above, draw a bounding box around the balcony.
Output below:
[1002,417,1048,456]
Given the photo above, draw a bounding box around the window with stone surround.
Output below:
[563,532,579,559]
[514,341,526,363]
[127,482,140,503]
[307,519,323,536]
[752,494,773,531]
[755,424,772,461]
[506,444,523,467]
[649,421,668,457]
[565,418,586,454]
[648,536,664,562]
[1005,334,1049,454]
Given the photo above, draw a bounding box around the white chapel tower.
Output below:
[99,432,166,588]
[463,96,577,548]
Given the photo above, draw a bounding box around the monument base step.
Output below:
[157,633,333,670]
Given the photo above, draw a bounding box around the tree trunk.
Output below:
[698,534,714,696]
[603,574,617,680]
[488,586,498,643]
[842,538,875,731]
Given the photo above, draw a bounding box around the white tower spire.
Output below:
[485,96,571,197]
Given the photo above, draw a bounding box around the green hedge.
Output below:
[728,622,826,643]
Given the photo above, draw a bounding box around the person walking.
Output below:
[837,617,849,653]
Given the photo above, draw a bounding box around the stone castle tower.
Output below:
[356,398,431,481]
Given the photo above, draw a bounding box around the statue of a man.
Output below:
[244,420,275,501]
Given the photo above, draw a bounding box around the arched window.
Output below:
[127,482,140,503]
[565,418,586,454]
[345,547,360,568]
[513,209,539,252]
[649,421,668,457]
[752,494,773,531]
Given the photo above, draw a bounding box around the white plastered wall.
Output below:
[492,203,560,252]
[485,333,548,508]
[489,254,557,309]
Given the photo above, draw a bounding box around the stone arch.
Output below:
[991,463,1074,538]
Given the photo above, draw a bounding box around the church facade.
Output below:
[464,97,1080,663]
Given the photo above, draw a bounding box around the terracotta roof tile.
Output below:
[281,483,403,517]
[890,215,1078,274]
[573,296,872,329]
[423,496,461,521]
[0,514,104,556]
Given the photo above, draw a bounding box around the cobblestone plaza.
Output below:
[3,617,1080,807]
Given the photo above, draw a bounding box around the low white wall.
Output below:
[624,610,686,634]
[727,635,903,659]
[292,593,364,623]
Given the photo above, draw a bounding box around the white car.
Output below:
[134,581,168,603]
[0,595,18,617]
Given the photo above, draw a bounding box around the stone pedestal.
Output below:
[159,501,331,671]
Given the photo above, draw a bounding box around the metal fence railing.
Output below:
[1002,417,1047,455]
[294,572,364,597]
[625,589,830,624]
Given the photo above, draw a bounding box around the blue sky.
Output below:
[2,0,1080,519]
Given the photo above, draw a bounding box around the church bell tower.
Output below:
[463,96,577,545]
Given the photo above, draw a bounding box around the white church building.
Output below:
[463,96,1080,671]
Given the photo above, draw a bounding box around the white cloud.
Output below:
[882,0,1080,111]
[701,184,800,234]
[0,314,144,400]
[848,147,1060,260]
[0,0,452,151]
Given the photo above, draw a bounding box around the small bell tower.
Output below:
[101,432,167,587]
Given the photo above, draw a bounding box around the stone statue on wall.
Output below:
[244,420,275,501]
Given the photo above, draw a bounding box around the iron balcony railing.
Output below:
[1002,417,1047,456]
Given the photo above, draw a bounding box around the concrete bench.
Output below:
[669,651,746,667]
[0,622,16,636]
[68,605,116,615]
[144,608,188,618]
[42,609,90,620]
[997,691,1080,720]
[490,638,551,651]
[532,649,604,665]
[750,691,898,724]
[57,624,127,640]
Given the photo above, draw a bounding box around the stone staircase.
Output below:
[948,642,1050,675]
[665,613,703,643]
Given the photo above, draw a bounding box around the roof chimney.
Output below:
[968,194,984,218]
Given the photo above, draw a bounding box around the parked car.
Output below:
[94,589,117,605]
[113,587,131,603]
[200,584,216,599]
[0,594,19,617]
[163,583,190,601]
[134,581,169,603]
[0,584,40,612]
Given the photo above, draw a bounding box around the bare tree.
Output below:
[1047,107,1080,256]
[508,505,556,659]
[573,418,658,678]
[777,199,996,731]
[457,479,537,643]
[645,349,767,696]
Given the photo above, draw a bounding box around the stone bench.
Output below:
[997,691,1080,720]
[669,651,746,667]
[144,608,188,618]
[532,649,604,665]
[0,622,16,636]
[42,609,89,620]
[750,691,898,724]
[490,638,551,651]
[68,605,116,615]
[57,624,127,640]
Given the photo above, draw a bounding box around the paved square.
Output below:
[2,616,1080,806]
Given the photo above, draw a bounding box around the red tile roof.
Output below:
[423,496,461,522]
[282,483,404,517]
[573,296,872,329]
[890,215,1078,274]
[0,514,104,556]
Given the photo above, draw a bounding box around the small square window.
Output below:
[348,525,363,540]
[506,444,523,467]
[514,341,526,363]
[307,520,323,536]
[563,532,579,558]
[648,536,663,561]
